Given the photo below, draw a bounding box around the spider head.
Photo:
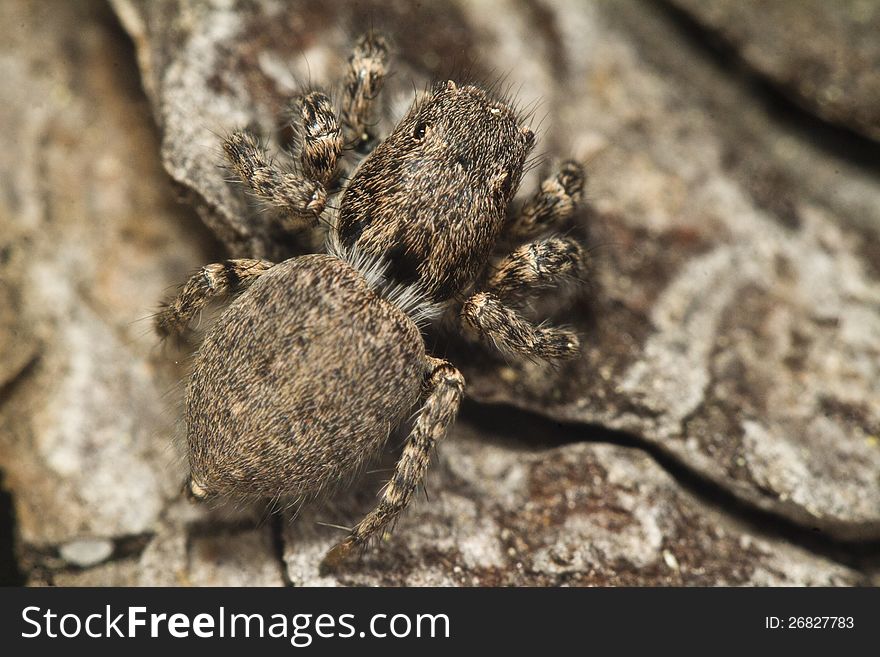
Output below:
[400,80,535,207]
[337,80,535,301]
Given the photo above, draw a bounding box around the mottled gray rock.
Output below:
[32,559,142,587]
[0,0,212,550]
[469,0,880,540]
[0,269,38,395]
[111,0,880,540]
[1,0,876,587]
[282,421,861,586]
[666,0,880,142]
[135,497,284,586]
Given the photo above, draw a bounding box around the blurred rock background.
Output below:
[1,0,878,586]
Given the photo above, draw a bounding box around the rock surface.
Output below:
[281,421,861,586]
[0,0,877,586]
[666,0,880,142]
[28,421,863,587]
[0,0,212,552]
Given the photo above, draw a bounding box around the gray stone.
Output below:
[31,559,142,587]
[666,0,880,142]
[0,0,875,587]
[59,539,115,568]
[136,498,284,586]
[281,421,861,586]
[0,0,213,550]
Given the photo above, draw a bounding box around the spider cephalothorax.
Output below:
[156,33,587,570]
[337,81,535,301]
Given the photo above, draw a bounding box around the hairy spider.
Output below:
[156,33,587,571]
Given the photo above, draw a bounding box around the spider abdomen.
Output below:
[185,254,425,500]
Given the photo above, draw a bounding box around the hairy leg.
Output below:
[223,92,342,229]
[341,32,390,152]
[297,90,344,184]
[487,236,586,302]
[506,160,585,240]
[461,292,579,360]
[321,356,464,572]
[155,259,274,341]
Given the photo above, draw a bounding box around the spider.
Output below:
[155,33,587,571]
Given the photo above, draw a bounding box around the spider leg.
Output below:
[506,160,585,240]
[487,236,586,303]
[155,259,275,341]
[320,356,464,572]
[297,90,345,185]
[461,292,579,361]
[223,91,341,229]
[460,234,585,360]
[340,32,390,152]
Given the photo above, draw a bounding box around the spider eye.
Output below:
[412,121,428,141]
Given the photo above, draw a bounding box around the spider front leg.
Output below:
[155,259,274,341]
[461,237,586,360]
[506,160,585,241]
[321,356,464,572]
[223,91,342,230]
[341,32,390,152]
[487,237,585,301]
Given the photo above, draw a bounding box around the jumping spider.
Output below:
[156,34,587,570]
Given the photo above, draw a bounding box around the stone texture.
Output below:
[138,506,285,587]
[281,421,861,586]
[110,0,880,541]
[32,559,142,587]
[1,0,877,587]
[666,0,880,142]
[0,0,213,550]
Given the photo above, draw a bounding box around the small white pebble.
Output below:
[60,538,114,568]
